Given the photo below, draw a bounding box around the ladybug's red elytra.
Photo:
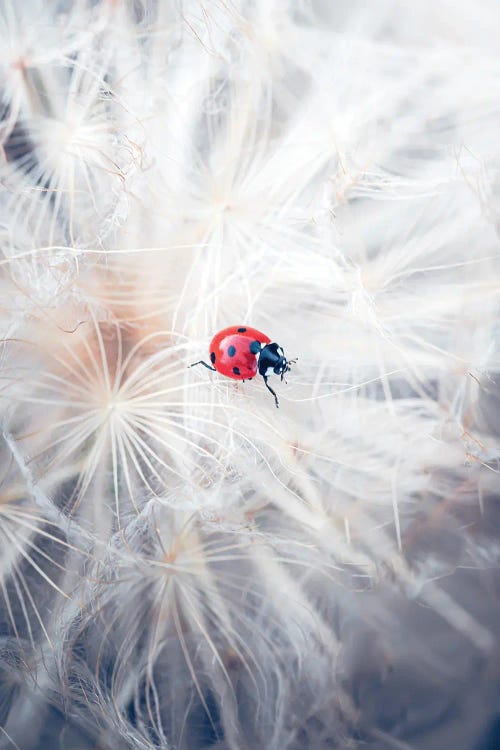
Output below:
[189,325,296,408]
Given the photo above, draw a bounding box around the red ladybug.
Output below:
[189,325,296,408]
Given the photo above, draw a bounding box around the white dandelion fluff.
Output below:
[0,1,499,749]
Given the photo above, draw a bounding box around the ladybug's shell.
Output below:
[209,326,271,380]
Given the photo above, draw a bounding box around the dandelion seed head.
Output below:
[0,1,499,748]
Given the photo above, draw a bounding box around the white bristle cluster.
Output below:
[0,1,499,749]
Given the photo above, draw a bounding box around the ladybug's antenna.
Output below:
[281,356,298,383]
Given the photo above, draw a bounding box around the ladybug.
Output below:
[189,325,296,408]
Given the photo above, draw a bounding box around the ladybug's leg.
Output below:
[189,360,216,372]
[263,375,279,408]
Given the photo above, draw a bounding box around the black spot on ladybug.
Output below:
[250,340,261,354]
[238,327,247,332]
[233,367,240,375]
[210,352,216,363]
[228,345,236,357]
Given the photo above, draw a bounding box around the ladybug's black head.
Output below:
[258,342,294,381]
